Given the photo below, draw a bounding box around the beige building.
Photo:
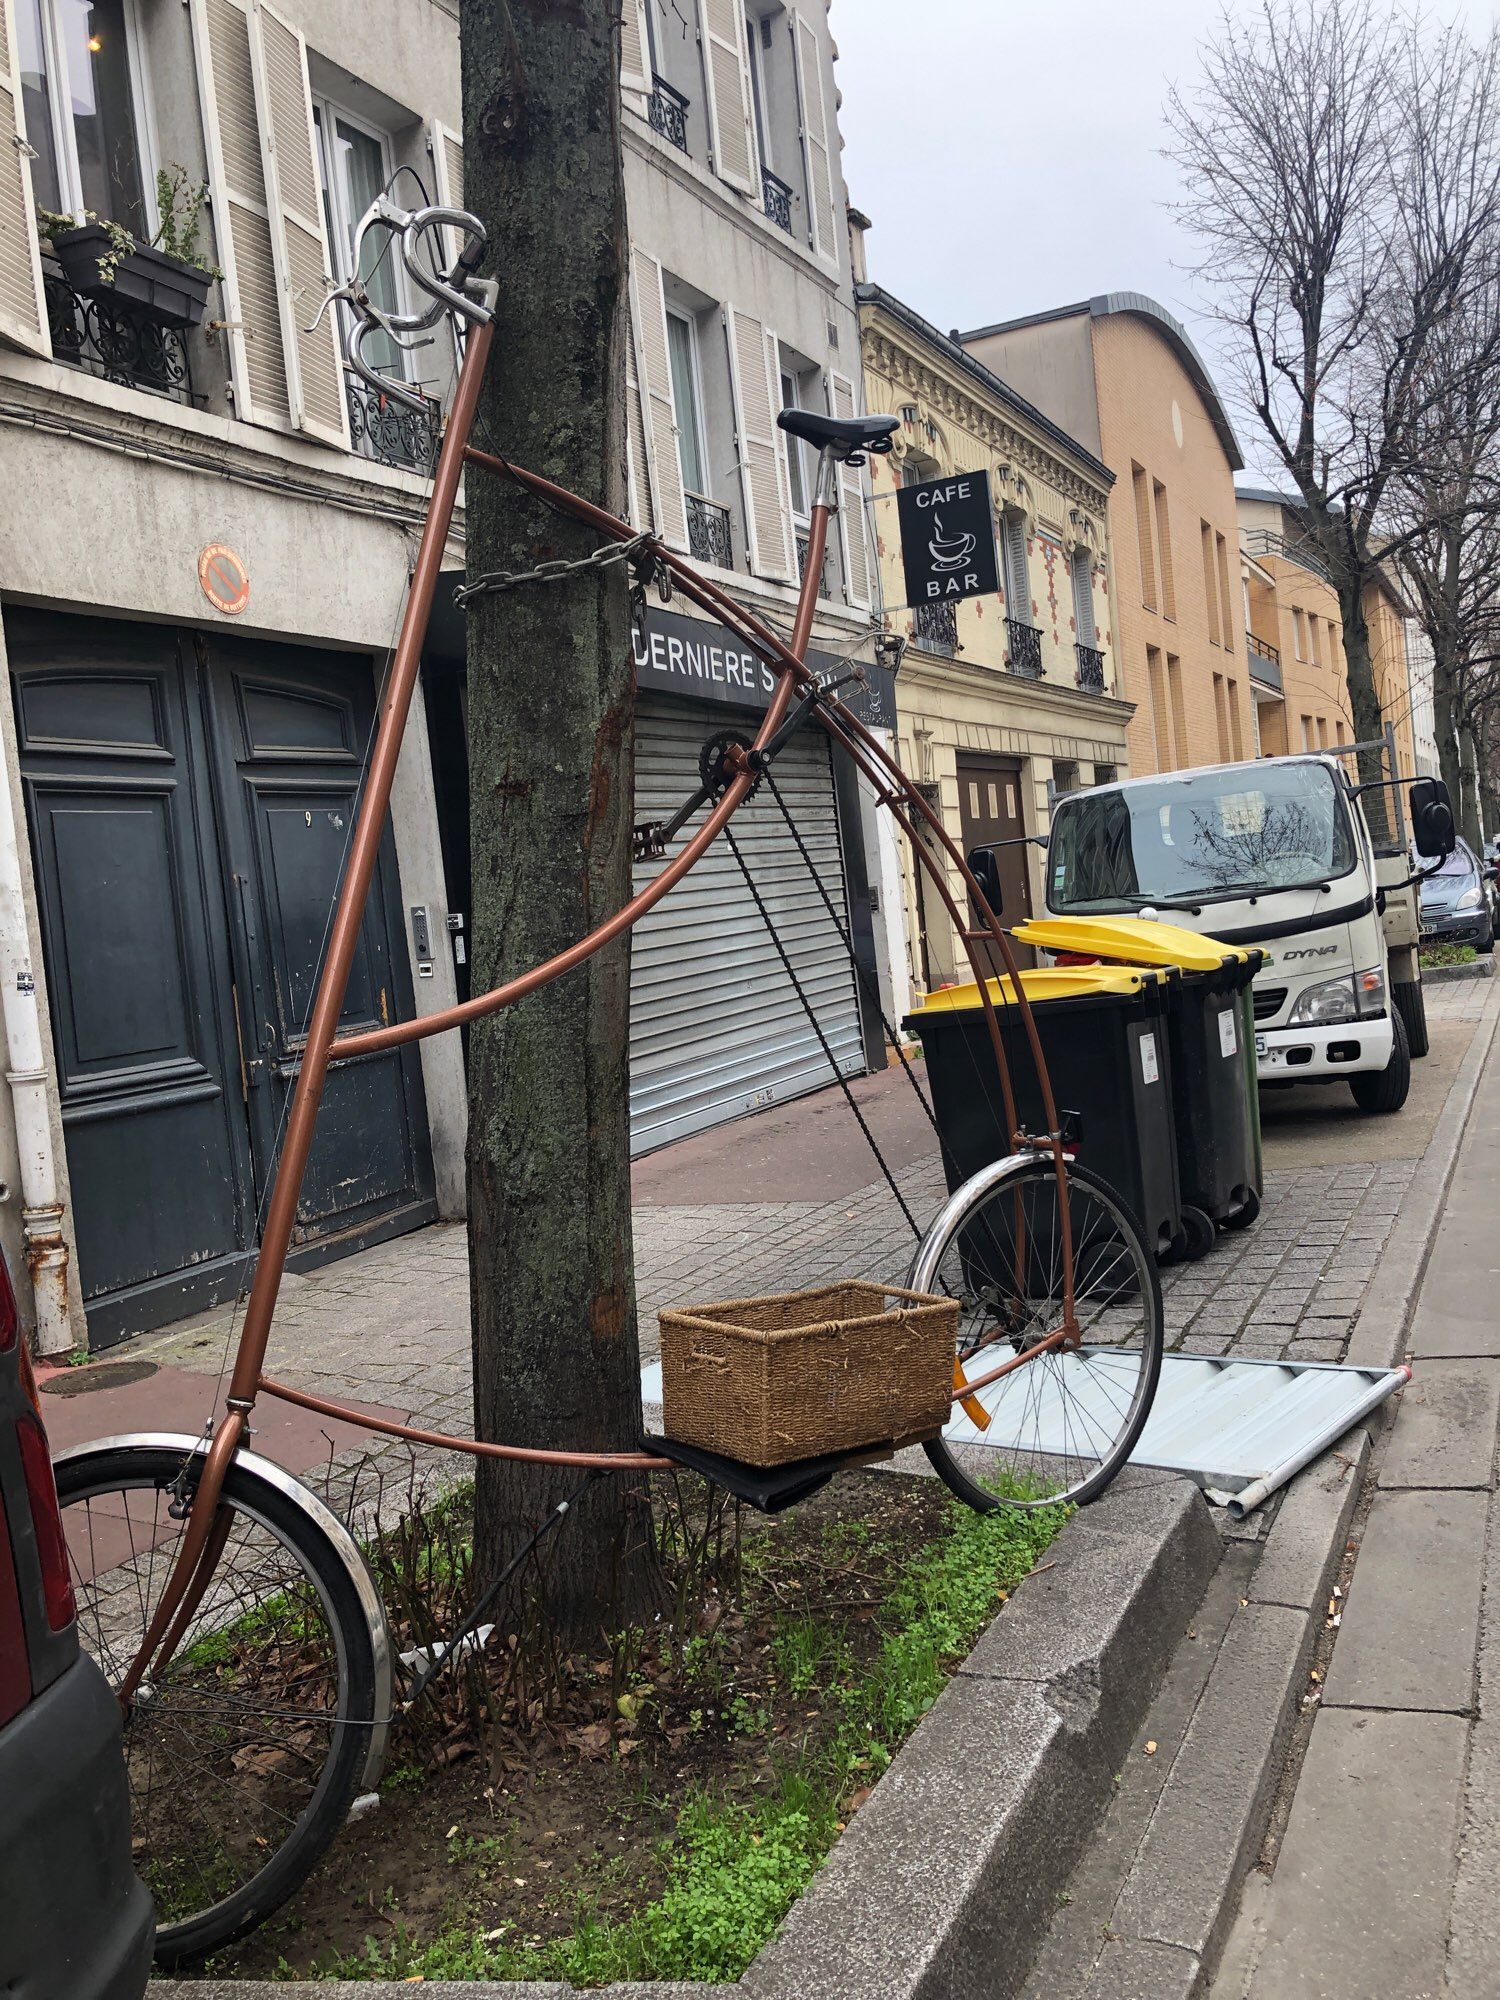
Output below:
[960,295,1256,782]
[856,281,1131,995]
[1238,492,1354,757]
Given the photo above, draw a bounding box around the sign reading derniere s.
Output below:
[895,469,999,608]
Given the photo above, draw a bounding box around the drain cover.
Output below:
[41,1359,158,1397]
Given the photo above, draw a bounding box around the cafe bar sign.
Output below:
[895,468,999,607]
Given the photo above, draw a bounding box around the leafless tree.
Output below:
[1167,1,1500,836]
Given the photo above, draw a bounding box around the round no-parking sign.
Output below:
[198,543,250,616]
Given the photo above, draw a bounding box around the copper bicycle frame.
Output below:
[116,315,1081,1699]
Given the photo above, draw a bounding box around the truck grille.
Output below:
[1253,986,1288,1022]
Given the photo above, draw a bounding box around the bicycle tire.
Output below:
[910,1156,1164,1512]
[54,1441,381,1967]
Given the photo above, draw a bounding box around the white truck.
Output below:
[1041,751,1456,1116]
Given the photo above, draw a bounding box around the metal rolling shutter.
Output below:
[629,695,865,1152]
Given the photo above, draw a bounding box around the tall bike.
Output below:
[53,196,1162,1963]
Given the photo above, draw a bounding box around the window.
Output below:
[1301,714,1314,750]
[1132,464,1156,610]
[1154,481,1176,618]
[1228,678,1244,760]
[1094,763,1118,787]
[1216,534,1234,652]
[1213,672,1230,761]
[1201,522,1221,646]
[666,307,708,497]
[1167,653,1188,767]
[1053,759,1081,797]
[1071,547,1097,648]
[780,367,809,519]
[1293,609,1308,661]
[313,101,410,385]
[1147,646,1171,767]
[745,10,771,168]
[15,0,151,235]
[1309,616,1322,667]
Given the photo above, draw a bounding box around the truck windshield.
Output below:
[1049,762,1358,912]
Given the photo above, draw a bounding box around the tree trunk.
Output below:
[460,0,651,1640]
[1459,723,1483,849]
[1434,656,1465,836]
[1335,577,1393,843]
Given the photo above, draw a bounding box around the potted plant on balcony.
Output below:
[40,167,221,330]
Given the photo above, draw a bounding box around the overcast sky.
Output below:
[831,0,1277,481]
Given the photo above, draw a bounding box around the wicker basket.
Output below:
[659,1280,958,1468]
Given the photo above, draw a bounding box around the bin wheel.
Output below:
[1222,1189,1261,1232]
[1178,1204,1217,1261]
[908,1155,1164,1511]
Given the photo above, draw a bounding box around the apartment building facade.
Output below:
[960,295,1257,783]
[855,280,1129,998]
[0,0,888,1351]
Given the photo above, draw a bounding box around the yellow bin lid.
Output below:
[907,964,1152,1017]
[1011,914,1254,972]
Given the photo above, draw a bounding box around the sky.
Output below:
[832,0,1275,478]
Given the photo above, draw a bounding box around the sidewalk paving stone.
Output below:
[1378,1358,1500,1490]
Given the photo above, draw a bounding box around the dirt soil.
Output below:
[199,1471,961,1981]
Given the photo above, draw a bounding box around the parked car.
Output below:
[1418,837,1495,953]
[0,1259,154,1999]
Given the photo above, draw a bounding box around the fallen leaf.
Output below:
[846,1785,874,1812]
[1144,1741,1158,1756]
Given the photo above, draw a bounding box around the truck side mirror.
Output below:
[1409,777,1456,859]
[967,844,1004,917]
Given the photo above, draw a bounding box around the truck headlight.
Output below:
[1456,885,1482,910]
[1354,966,1386,1016]
[1289,974,1358,1024]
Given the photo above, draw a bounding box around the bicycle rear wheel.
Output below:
[54,1440,385,1966]
[910,1156,1163,1510]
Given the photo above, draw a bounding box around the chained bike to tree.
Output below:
[53,194,1164,1963]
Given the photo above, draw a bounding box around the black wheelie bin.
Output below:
[1014,916,1264,1257]
[903,965,1183,1273]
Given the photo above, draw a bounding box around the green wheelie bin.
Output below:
[1014,916,1264,1257]
[903,965,1184,1273]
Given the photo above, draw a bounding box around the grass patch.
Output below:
[1420,942,1479,968]
[304,1483,1067,1986]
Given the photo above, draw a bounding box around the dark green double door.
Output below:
[9,609,435,1347]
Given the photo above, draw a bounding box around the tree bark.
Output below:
[1333,571,1394,843]
[1459,723,1483,849]
[1434,657,1465,835]
[460,0,651,1640]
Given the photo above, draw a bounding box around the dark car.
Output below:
[1418,837,1495,953]
[0,1263,154,1999]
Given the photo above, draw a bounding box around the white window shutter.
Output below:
[830,370,870,610]
[628,250,687,549]
[249,0,349,448]
[624,308,652,531]
[1005,514,1031,623]
[619,0,651,96]
[1072,548,1097,647]
[697,0,757,195]
[190,0,269,421]
[793,11,838,264]
[726,306,791,580]
[429,120,467,268]
[0,0,49,357]
[768,333,795,552]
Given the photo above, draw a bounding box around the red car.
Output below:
[0,1262,153,1998]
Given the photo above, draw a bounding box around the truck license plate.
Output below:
[1254,1033,1268,1057]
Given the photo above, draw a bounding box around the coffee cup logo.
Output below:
[928,513,977,571]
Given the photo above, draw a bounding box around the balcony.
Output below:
[912,600,958,655]
[43,262,196,405]
[761,167,795,234]
[1075,642,1107,692]
[1247,630,1283,691]
[686,491,733,568]
[648,74,690,152]
[346,377,441,474]
[1006,619,1044,677]
[1242,528,1331,584]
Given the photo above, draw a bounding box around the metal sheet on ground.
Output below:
[640,1352,1407,1516]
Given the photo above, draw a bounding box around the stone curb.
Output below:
[152,1472,1221,2000]
[1420,957,1495,983]
[1061,979,1500,1999]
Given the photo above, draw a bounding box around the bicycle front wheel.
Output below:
[54,1440,384,1966]
[911,1156,1163,1510]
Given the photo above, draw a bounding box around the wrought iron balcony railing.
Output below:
[912,600,958,655]
[796,529,833,598]
[43,262,195,404]
[1074,642,1106,692]
[1247,630,1284,691]
[686,491,732,568]
[648,74,690,152]
[761,167,794,233]
[346,377,441,473]
[1006,619,1044,677]
[1242,528,1331,584]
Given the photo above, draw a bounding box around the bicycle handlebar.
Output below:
[306,192,495,416]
